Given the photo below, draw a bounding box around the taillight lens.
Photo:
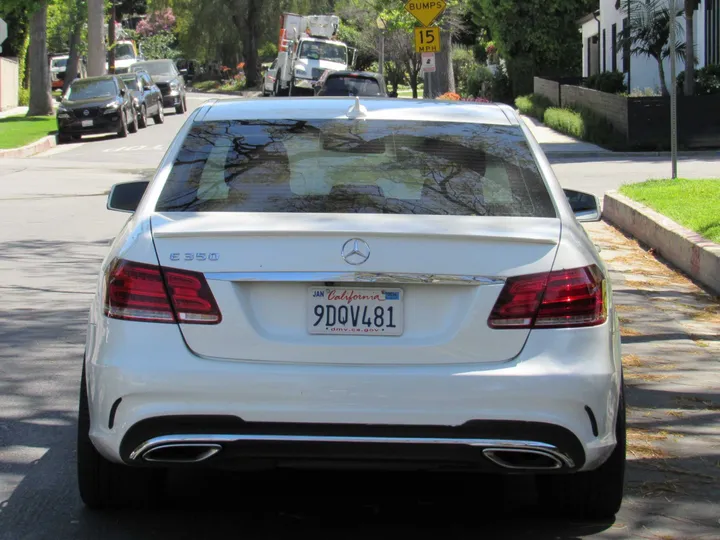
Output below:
[488,265,607,329]
[104,260,222,324]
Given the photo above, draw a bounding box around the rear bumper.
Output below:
[85,318,622,473]
[162,93,183,107]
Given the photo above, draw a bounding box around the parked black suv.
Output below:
[56,76,137,142]
[131,59,187,114]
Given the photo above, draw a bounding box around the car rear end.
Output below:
[82,98,623,514]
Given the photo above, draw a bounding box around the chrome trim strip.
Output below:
[205,271,505,286]
[129,435,574,468]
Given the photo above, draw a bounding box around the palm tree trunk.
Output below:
[657,55,669,96]
[28,0,53,116]
[683,0,695,96]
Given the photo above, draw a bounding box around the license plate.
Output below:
[81,120,93,127]
[308,287,404,336]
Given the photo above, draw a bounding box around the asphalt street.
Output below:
[0,94,718,539]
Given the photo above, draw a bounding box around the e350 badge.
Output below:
[170,253,220,262]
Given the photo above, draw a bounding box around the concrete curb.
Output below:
[603,190,720,295]
[0,135,57,159]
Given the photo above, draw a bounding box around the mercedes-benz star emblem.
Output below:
[341,238,370,265]
[83,109,90,117]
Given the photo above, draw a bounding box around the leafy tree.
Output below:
[619,0,684,96]
[470,0,593,97]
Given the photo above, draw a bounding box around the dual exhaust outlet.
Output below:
[135,436,569,471]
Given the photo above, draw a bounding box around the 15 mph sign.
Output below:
[404,0,447,27]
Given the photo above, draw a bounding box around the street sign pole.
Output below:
[669,0,678,179]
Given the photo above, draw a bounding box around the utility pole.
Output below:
[87,0,105,76]
[108,1,116,74]
[669,0,678,179]
[376,17,386,77]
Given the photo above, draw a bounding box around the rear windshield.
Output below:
[122,77,141,91]
[156,120,555,218]
[321,76,382,96]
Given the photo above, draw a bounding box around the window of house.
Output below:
[602,29,607,71]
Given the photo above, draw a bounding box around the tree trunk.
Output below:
[244,0,261,87]
[87,0,106,77]
[63,0,85,94]
[683,1,695,96]
[28,1,53,116]
[408,68,418,99]
[657,56,669,96]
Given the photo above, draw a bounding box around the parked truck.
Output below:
[272,13,356,96]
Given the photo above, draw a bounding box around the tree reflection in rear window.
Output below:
[156,120,556,217]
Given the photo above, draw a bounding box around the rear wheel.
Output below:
[77,365,166,509]
[537,388,626,519]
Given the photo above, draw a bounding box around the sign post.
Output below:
[0,18,7,53]
[405,1,447,100]
[669,0,678,179]
[422,52,436,73]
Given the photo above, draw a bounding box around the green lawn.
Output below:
[620,178,720,243]
[0,115,58,149]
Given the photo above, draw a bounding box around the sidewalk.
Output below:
[520,114,611,157]
[0,106,29,119]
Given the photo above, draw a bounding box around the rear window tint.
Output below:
[156,120,556,218]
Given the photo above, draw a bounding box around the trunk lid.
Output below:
[151,213,560,365]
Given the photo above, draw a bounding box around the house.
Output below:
[578,0,719,92]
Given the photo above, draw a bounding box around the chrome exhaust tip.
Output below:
[141,443,222,463]
[482,448,564,470]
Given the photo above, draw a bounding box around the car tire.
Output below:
[128,109,138,134]
[288,78,295,97]
[153,105,165,125]
[77,364,166,510]
[537,387,626,519]
[117,114,128,138]
[175,96,186,115]
[138,105,147,128]
[57,132,72,144]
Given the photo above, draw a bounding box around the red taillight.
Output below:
[104,260,222,324]
[488,265,607,329]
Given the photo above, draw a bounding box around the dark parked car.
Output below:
[56,76,137,143]
[119,70,164,128]
[314,71,395,97]
[130,59,187,114]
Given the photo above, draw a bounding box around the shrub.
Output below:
[259,42,278,61]
[505,55,534,98]
[19,87,29,106]
[452,45,476,95]
[584,71,627,94]
[466,65,494,98]
[489,66,512,104]
[472,37,488,64]
[438,92,461,101]
[514,94,553,120]
[677,65,720,95]
[544,106,621,149]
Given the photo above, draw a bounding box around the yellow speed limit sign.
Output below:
[414,27,440,53]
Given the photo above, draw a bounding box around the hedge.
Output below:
[514,94,553,121]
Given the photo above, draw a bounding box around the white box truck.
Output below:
[272,13,355,96]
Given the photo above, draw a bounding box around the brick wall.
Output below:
[533,77,560,106]
[560,85,629,139]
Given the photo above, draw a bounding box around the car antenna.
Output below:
[346,96,367,119]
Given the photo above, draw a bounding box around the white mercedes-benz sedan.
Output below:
[78,97,625,518]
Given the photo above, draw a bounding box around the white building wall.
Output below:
[587,0,707,93]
